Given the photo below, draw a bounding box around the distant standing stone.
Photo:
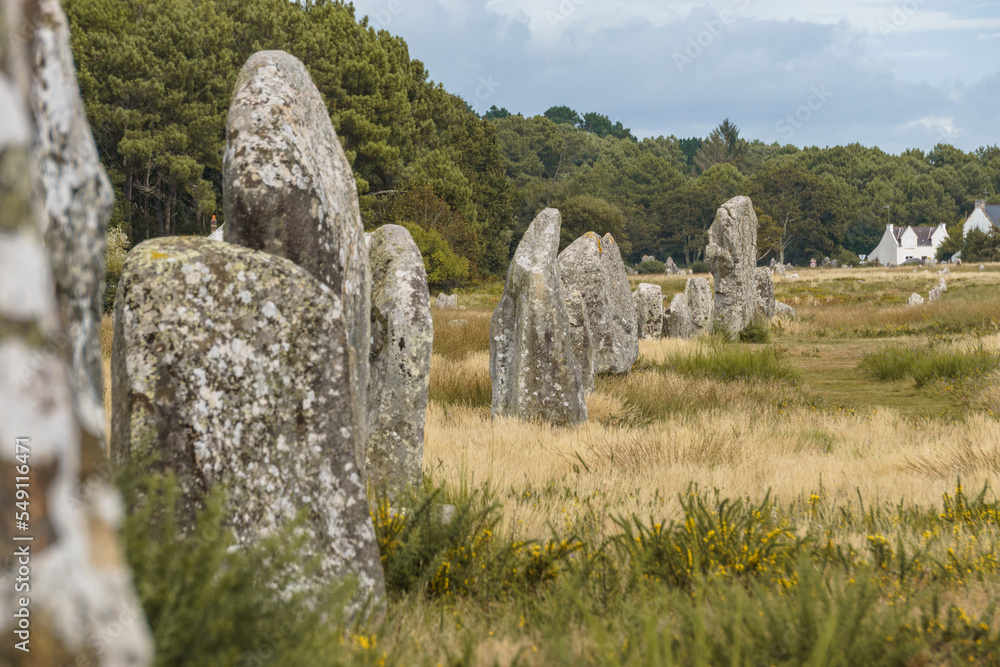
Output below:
[686,277,714,336]
[754,267,776,319]
[436,293,458,309]
[223,50,370,466]
[558,232,639,375]
[491,209,587,425]
[775,301,797,320]
[367,225,432,496]
[664,292,693,339]
[773,263,786,276]
[706,196,760,336]
[641,254,656,264]
[112,237,384,612]
[907,293,925,307]
[563,289,596,393]
[634,283,664,339]
[665,257,679,274]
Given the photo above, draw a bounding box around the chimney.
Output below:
[975,200,986,211]
[211,214,218,233]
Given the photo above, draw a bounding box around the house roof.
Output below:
[985,205,1000,226]
[892,226,937,246]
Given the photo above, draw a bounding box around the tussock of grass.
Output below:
[428,352,491,408]
[431,312,490,359]
[860,344,1000,387]
[660,343,800,383]
[858,346,919,381]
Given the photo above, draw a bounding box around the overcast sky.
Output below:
[348,0,999,154]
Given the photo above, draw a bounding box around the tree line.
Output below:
[67,0,1000,286]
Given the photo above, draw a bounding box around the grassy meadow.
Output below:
[102,263,1000,666]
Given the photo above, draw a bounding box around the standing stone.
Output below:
[928,286,943,303]
[490,209,587,425]
[938,277,947,292]
[664,292,694,339]
[773,263,786,277]
[705,196,760,336]
[907,293,925,307]
[111,237,384,612]
[563,289,596,393]
[685,277,714,337]
[775,302,797,320]
[634,283,664,339]
[600,234,640,372]
[641,254,656,264]
[223,50,370,467]
[558,231,638,375]
[1,3,153,661]
[366,225,432,496]
[981,265,986,272]
[754,267,776,319]
[436,293,458,309]
[29,0,114,446]
[665,257,679,274]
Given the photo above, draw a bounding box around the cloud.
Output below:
[349,0,1000,152]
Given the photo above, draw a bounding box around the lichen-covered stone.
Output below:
[563,289,595,393]
[0,6,153,661]
[664,292,693,339]
[775,301,797,320]
[558,232,638,375]
[706,196,760,336]
[754,267,776,319]
[665,257,679,274]
[208,222,225,241]
[685,277,714,337]
[907,293,925,307]
[490,209,587,425]
[29,0,114,444]
[223,50,370,466]
[111,236,384,611]
[634,283,663,339]
[928,286,942,303]
[436,293,458,309]
[773,263,786,276]
[366,225,432,496]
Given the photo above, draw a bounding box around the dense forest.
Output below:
[66,0,1000,284]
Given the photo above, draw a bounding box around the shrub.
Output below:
[738,318,771,344]
[636,259,666,274]
[690,259,709,274]
[119,468,358,666]
[911,345,1000,388]
[662,343,800,383]
[104,226,131,312]
[858,346,919,381]
[401,222,469,286]
[612,487,804,589]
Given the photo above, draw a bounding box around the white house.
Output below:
[868,222,949,266]
[962,200,1000,238]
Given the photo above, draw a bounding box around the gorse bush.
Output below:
[613,488,804,589]
[690,259,709,274]
[661,343,800,383]
[373,483,581,599]
[119,468,362,667]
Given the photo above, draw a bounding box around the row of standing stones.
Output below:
[489,196,798,428]
[1,0,156,664]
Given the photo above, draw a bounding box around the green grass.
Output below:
[661,343,801,384]
[859,343,1000,387]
